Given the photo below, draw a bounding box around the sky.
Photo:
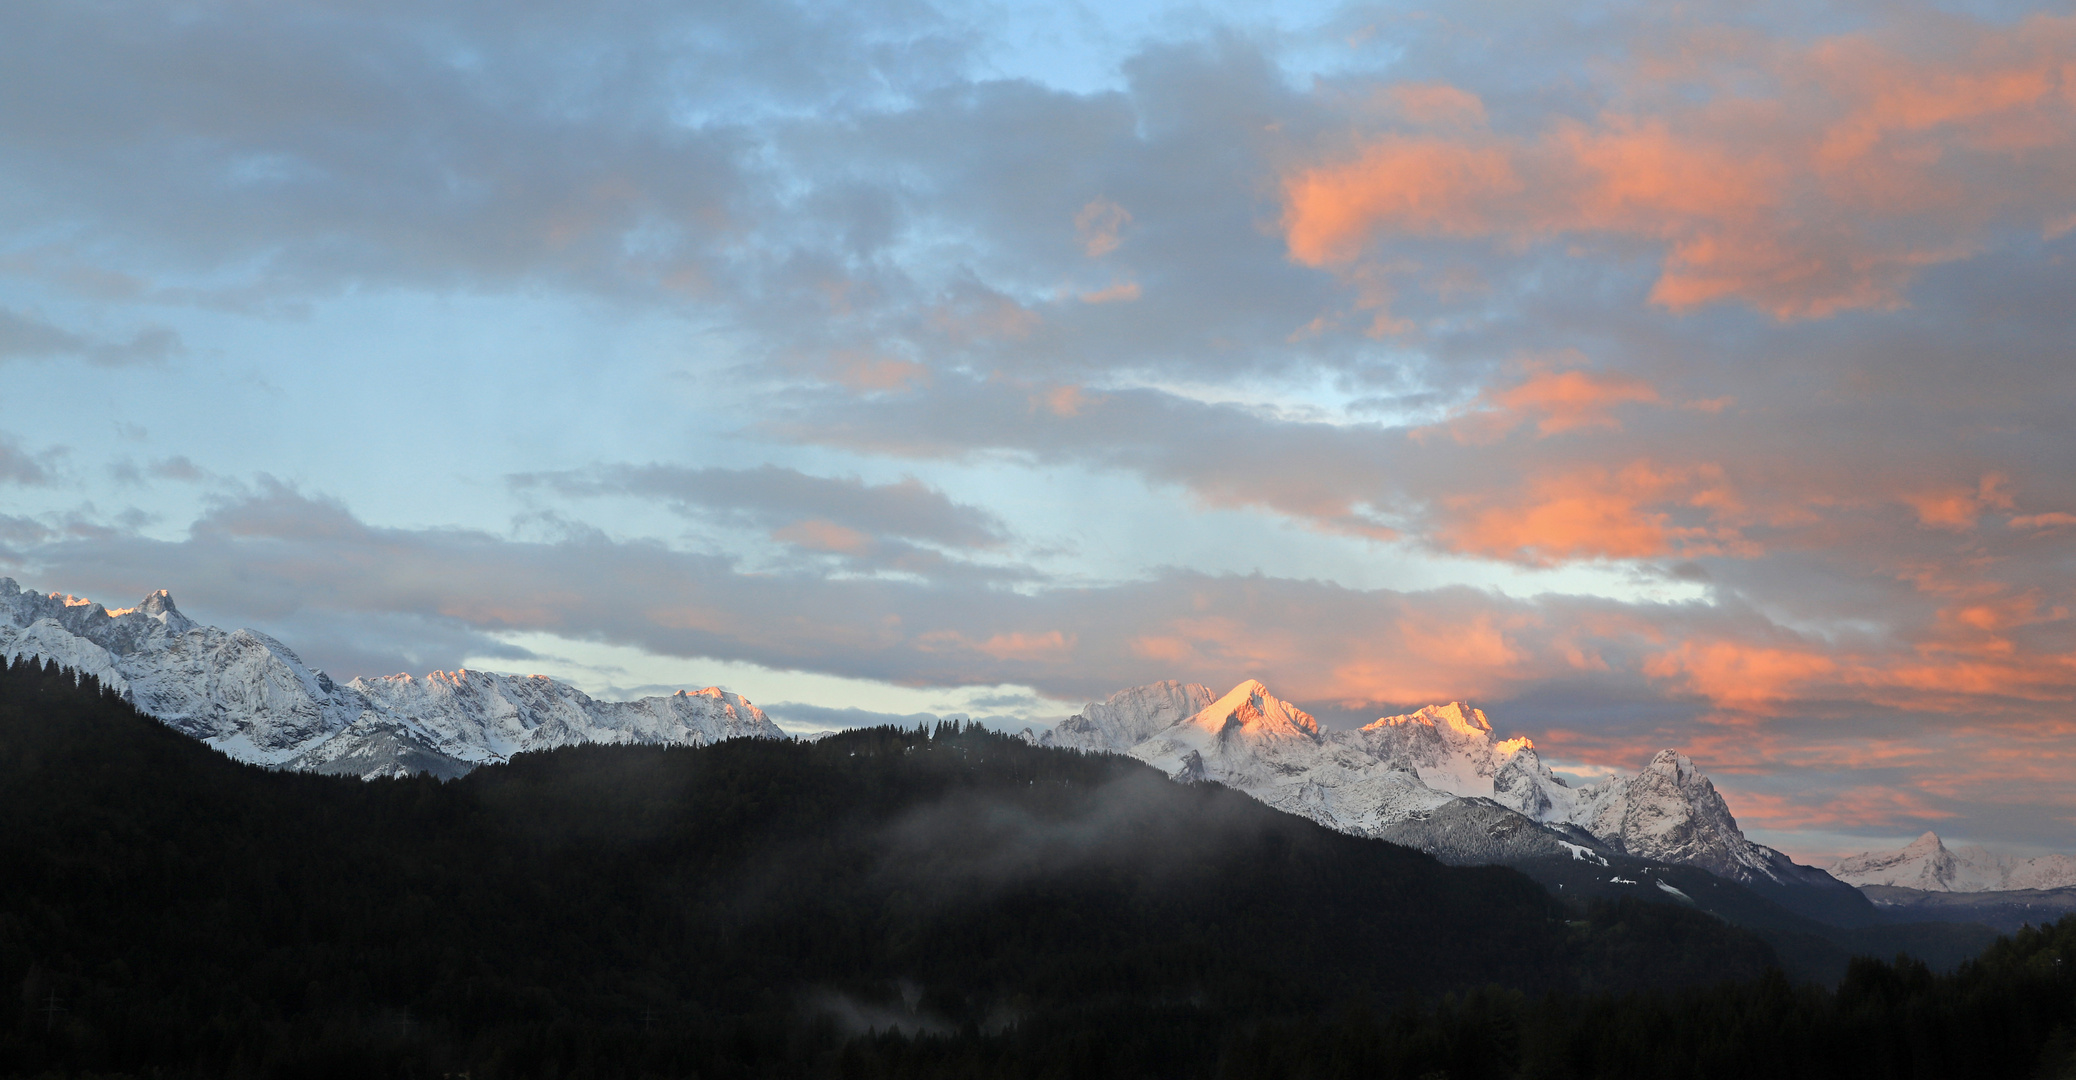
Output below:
[1,0,2073,860]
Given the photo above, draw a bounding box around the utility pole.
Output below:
[38,991,64,1033]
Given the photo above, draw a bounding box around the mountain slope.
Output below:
[0,577,782,777]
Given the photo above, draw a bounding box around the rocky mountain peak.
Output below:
[1042,680,1216,752]
[134,588,196,632]
[1643,748,1700,783]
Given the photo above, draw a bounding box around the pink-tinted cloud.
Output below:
[1282,15,2076,319]
[1724,785,1958,832]
[1432,460,1751,564]
[1419,362,1663,444]
[1074,198,1131,258]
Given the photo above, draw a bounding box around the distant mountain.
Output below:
[1045,679,1857,912]
[1831,831,2076,892]
[0,578,783,777]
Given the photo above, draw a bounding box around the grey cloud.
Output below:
[0,0,979,306]
[238,608,539,685]
[516,463,1008,548]
[0,308,179,366]
[149,456,209,482]
[0,515,54,544]
[108,455,210,488]
[0,433,62,485]
[513,462,1030,585]
[0,4,1415,386]
[0,308,79,358]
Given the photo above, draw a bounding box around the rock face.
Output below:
[0,578,784,778]
[1046,679,1842,891]
[1830,832,2076,892]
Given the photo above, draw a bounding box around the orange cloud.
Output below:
[1281,16,2076,320]
[1078,281,1141,304]
[1724,786,1957,832]
[1434,461,1746,564]
[1903,473,2014,530]
[929,292,1039,343]
[1283,136,1521,265]
[1424,364,1663,443]
[1385,83,1489,128]
[916,629,1078,662]
[822,351,930,391]
[1644,640,1839,710]
[1395,613,1522,669]
[1074,198,1131,258]
[771,519,872,554]
[1030,385,1100,417]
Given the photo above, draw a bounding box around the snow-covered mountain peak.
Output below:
[117,588,195,632]
[1044,680,1217,752]
[1373,701,1498,738]
[1185,679,1321,743]
[1640,748,1701,784]
[676,685,752,706]
[1341,701,1540,802]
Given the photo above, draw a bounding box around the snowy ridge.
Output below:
[0,578,783,778]
[1829,832,2076,892]
[1046,678,1840,889]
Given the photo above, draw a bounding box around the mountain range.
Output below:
[5,577,2059,916]
[1038,678,1856,917]
[0,578,784,778]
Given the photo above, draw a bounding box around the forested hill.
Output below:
[5,656,2076,1079]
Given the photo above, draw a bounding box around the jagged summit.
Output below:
[1350,701,1539,801]
[1566,747,1770,879]
[1185,679,1322,743]
[1371,701,1502,737]
[1647,749,1695,779]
